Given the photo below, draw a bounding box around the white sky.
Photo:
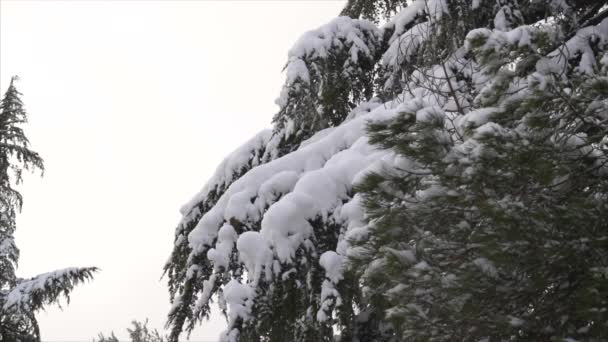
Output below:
[0,1,345,340]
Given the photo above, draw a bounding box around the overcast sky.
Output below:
[0,1,345,340]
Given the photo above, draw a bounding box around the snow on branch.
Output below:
[3,267,97,313]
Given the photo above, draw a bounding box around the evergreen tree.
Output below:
[127,319,164,342]
[163,3,403,337]
[95,319,164,342]
[0,76,96,341]
[164,13,390,340]
[353,1,608,340]
[95,331,120,342]
[165,1,608,341]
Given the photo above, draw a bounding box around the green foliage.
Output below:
[353,4,608,340]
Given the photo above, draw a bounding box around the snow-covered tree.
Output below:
[164,13,393,341]
[0,77,96,341]
[352,2,608,340]
[270,16,384,158]
[165,1,608,341]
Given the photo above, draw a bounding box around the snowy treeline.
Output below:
[165,1,608,341]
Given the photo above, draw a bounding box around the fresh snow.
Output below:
[276,16,382,109]
[169,7,608,340]
[179,129,272,217]
[182,97,412,337]
[180,84,492,336]
[3,268,86,311]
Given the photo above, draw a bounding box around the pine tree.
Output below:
[353,1,608,340]
[165,1,608,341]
[95,331,120,342]
[164,13,391,341]
[0,76,96,341]
[95,319,164,342]
[127,319,164,342]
